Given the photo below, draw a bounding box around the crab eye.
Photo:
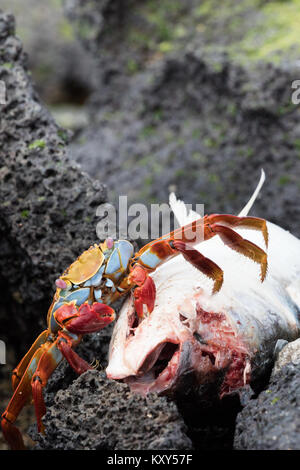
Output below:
[106,237,114,249]
[55,279,68,289]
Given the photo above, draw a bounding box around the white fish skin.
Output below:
[106,218,300,397]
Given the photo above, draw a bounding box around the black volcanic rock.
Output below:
[30,369,192,450]
[0,11,107,354]
[234,339,300,450]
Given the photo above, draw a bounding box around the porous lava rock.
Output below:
[30,369,193,450]
[234,339,300,450]
[0,11,107,353]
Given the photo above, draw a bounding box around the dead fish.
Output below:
[106,172,300,397]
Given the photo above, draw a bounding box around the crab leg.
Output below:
[205,214,269,248]
[31,303,116,431]
[174,222,267,282]
[2,302,115,449]
[1,340,52,450]
[56,332,92,375]
[123,215,268,316]
[124,237,224,315]
[30,302,115,432]
[210,224,268,281]
[30,340,64,434]
[31,331,90,434]
[172,240,224,293]
[11,330,49,391]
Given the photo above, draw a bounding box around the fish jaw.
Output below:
[106,292,252,397]
[106,295,189,386]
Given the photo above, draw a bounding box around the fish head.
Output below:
[106,267,250,397]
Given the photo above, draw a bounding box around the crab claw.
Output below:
[54,302,115,334]
[133,277,156,318]
[127,265,156,318]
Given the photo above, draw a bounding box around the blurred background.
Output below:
[1,0,300,450]
[2,0,300,232]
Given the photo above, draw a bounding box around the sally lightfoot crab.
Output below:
[1,213,268,449]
